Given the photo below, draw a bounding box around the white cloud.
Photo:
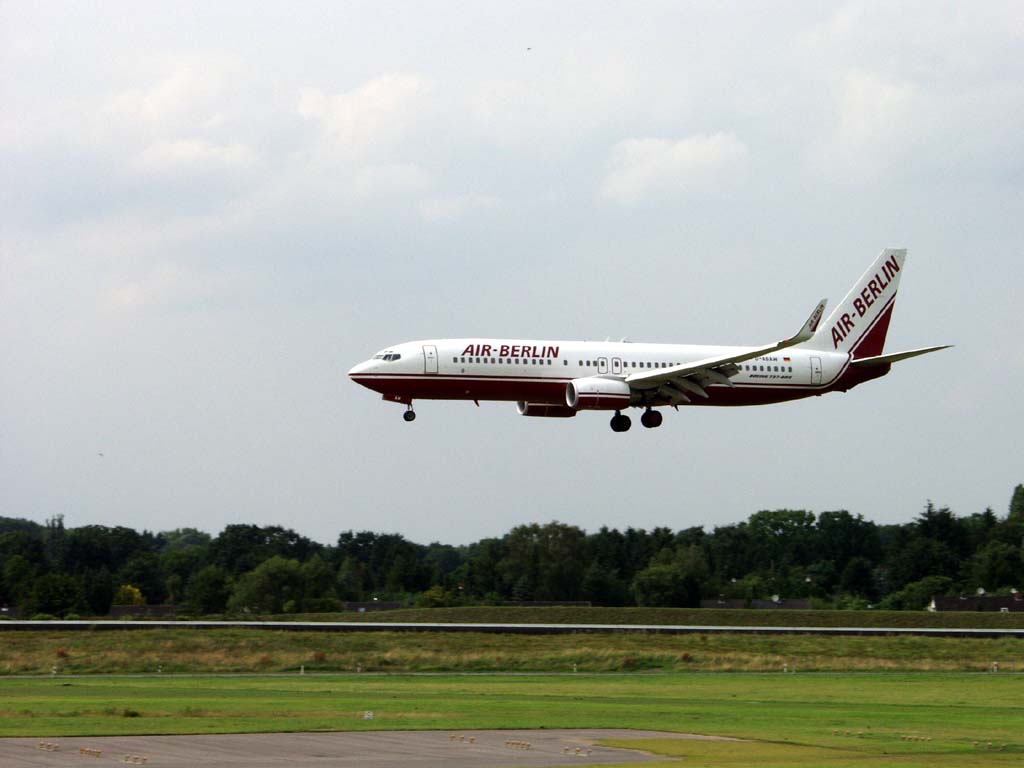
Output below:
[105,281,148,310]
[104,55,244,135]
[351,163,432,200]
[103,264,197,312]
[298,74,430,160]
[470,52,636,151]
[417,194,499,222]
[837,71,913,150]
[806,70,916,183]
[133,139,255,176]
[600,133,748,204]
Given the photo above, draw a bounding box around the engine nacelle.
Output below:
[565,377,632,410]
[516,401,577,418]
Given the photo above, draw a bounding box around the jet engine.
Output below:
[516,401,577,418]
[565,377,632,410]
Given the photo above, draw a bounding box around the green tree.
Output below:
[183,565,233,614]
[159,527,212,552]
[889,537,959,586]
[0,516,45,537]
[747,510,817,570]
[580,562,630,605]
[160,546,206,588]
[228,556,305,614]
[839,556,877,600]
[336,556,365,601]
[969,541,1022,591]
[416,585,453,607]
[706,524,753,583]
[632,563,698,607]
[301,555,342,611]
[1010,484,1024,519]
[81,567,114,615]
[211,525,320,576]
[877,575,954,611]
[499,522,587,601]
[27,573,83,617]
[815,510,881,572]
[117,553,166,604]
[1,554,37,607]
[805,560,839,597]
[916,502,970,559]
[463,538,504,597]
[0,530,46,562]
[165,574,184,605]
[113,584,145,605]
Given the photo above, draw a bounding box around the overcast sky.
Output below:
[2,1,1022,546]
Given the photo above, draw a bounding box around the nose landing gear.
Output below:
[610,411,632,432]
[403,405,416,422]
[640,408,663,429]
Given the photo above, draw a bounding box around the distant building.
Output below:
[701,598,811,610]
[929,593,1024,612]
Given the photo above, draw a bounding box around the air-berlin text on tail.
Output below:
[461,343,560,358]
[831,255,900,349]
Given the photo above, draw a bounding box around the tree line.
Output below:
[1,484,1022,617]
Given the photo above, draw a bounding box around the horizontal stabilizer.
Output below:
[851,345,952,368]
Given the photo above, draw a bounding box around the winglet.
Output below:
[626,298,831,387]
[789,299,828,344]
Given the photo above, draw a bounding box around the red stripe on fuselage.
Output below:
[349,364,888,408]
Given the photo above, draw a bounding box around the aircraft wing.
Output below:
[624,299,827,399]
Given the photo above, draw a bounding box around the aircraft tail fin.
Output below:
[802,248,905,357]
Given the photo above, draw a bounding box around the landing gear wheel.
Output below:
[610,411,632,432]
[641,409,663,429]
[403,408,416,422]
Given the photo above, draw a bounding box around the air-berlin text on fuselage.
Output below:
[461,343,560,358]
[830,256,900,349]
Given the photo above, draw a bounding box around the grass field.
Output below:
[11,605,1023,628]
[2,628,1023,675]
[0,673,1021,766]
[242,605,1024,629]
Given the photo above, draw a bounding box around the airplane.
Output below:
[348,248,951,431]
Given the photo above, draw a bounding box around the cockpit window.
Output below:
[373,352,402,362]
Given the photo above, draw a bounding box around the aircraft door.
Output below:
[611,357,623,375]
[423,345,438,374]
[597,357,608,374]
[810,356,822,385]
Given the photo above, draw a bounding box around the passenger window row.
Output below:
[453,357,553,365]
[743,364,793,372]
[577,361,678,368]
[447,357,794,374]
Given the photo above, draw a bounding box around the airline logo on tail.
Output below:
[817,249,904,352]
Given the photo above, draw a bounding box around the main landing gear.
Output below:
[610,411,631,432]
[610,408,663,432]
[403,404,416,422]
[640,408,663,429]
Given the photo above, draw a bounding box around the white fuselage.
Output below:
[348,338,856,409]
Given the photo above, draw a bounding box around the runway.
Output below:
[0,729,736,767]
